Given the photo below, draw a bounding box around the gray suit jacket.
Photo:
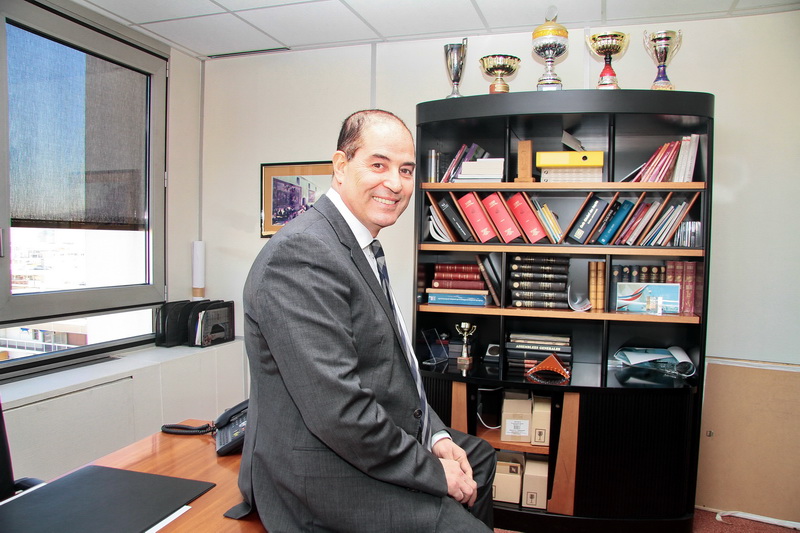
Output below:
[238,195,449,532]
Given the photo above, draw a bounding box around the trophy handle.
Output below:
[673,30,683,55]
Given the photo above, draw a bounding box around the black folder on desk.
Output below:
[0,465,215,533]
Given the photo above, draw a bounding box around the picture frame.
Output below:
[261,161,332,237]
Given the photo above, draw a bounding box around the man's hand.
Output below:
[433,438,477,506]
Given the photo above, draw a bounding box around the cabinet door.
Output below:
[573,389,695,518]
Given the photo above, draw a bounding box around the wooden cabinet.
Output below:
[413,90,713,532]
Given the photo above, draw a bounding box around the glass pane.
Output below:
[0,309,153,363]
[11,228,146,293]
[6,23,150,295]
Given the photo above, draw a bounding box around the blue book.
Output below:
[596,200,634,245]
[427,293,490,306]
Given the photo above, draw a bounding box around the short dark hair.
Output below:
[336,109,410,160]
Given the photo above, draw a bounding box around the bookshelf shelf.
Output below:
[414,89,712,532]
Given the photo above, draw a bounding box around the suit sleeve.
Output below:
[250,231,448,496]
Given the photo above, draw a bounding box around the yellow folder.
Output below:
[535,151,604,168]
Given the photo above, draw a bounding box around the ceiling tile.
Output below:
[213,0,310,10]
[475,0,602,28]
[344,0,485,37]
[142,14,283,56]
[605,0,732,21]
[237,0,379,47]
[82,0,224,23]
[735,0,800,8]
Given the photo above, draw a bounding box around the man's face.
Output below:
[332,119,416,237]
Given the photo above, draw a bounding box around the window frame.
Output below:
[0,0,168,373]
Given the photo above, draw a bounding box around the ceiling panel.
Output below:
[475,0,602,28]
[81,0,224,23]
[237,0,379,47]
[345,0,485,38]
[142,14,283,57]
[605,0,733,21]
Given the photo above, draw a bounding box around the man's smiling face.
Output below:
[332,117,416,237]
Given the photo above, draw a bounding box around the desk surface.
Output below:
[92,420,264,532]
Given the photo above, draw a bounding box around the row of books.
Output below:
[507,255,571,309]
[427,190,700,249]
[506,332,572,380]
[629,134,701,183]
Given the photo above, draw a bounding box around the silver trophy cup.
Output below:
[444,38,468,98]
[644,30,682,90]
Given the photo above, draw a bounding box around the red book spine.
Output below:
[431,279,486,290]
[481,192,522,243]
[507,192,547,243]
[434,263,481,273]
[681,261,696,315]
[457,192,498,243]
[432,272,483,281]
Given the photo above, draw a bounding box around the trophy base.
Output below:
[651,82,675,90]
[537,82,562,91]
[597,75,620,90]
[489,81,509,94]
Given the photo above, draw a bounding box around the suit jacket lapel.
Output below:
[312,197,400,339]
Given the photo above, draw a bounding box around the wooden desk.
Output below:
[92,420,264,532]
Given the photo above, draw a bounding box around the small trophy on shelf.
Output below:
[454,321,476,377]
[531,6,568,91]
[479,54,520,94]
[643,30,682,90]
[444,38,468,98]
[586,31,629,89]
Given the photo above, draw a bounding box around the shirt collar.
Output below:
[326,188,375,251]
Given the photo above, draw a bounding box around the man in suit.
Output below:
[234,109,495,532]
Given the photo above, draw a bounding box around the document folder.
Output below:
[0,465,215,533]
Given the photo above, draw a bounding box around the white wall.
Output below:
[198,11,799,366]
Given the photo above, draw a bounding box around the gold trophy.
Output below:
[531,6,568,91]
[644,30,682,90]
[454,321,476,376]
[479,54,520,94]
[586,31,629,89]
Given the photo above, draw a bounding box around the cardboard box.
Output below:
[521,458,549,509]
[501,393,532,442]
[530,396,551,446]
[492,451,525,504]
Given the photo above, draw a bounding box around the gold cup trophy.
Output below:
[586,31,629,89]
[479,54,520,94]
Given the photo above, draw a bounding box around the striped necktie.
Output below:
[370,239,432,450]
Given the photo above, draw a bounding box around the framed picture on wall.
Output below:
[261,161,332,237]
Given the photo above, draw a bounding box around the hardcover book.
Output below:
[457,192,499,243]
[436,194,474,241]
[567,196,609,244]
[506,192,549,244]
[596,200,634,245]
[481,192,523,243]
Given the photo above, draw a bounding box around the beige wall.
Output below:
[163,10,800,521]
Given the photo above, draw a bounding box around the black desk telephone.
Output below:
[160,399,248,456]
[214,399,248,456]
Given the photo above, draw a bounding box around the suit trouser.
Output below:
[434,428,497,532]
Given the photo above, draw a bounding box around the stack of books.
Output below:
[536,150,604,183]
[452,158,504,182]
[426,263,491,307]
[505,332,572,378]
[507,255,570,309]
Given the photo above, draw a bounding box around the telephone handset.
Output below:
[214,399,248,456]
[160,399,248,456]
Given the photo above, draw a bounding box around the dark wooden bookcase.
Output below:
[413,90,714,533]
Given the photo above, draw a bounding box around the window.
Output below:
[0,0,167,378]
